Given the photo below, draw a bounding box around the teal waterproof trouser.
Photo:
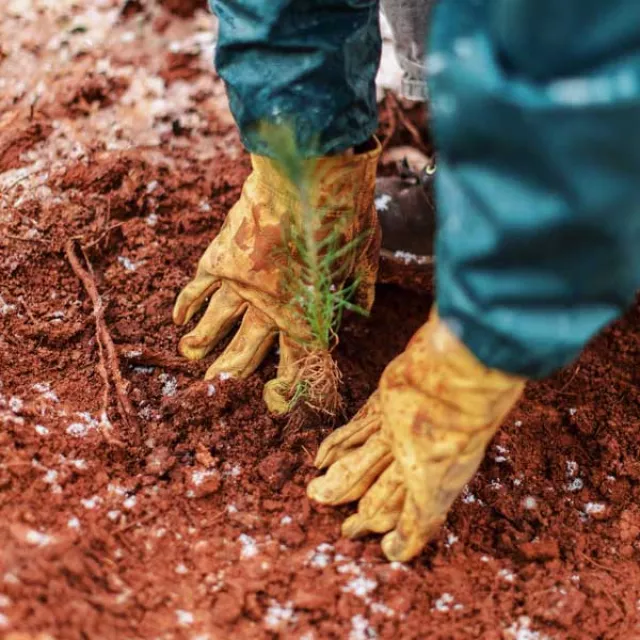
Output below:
[211,0,640,378]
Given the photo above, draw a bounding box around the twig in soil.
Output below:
[18,296,38,325]
[381,93,398,152]
[70,198,122,250]
[577,550,624,576]
[388,93,427,151]
[5,233,47,244]
[204,510,227,525]
[113,530,137,555]
[604,590,626,624]
[3,167,42,192]
[65,240,139,446]
[118,344,197,372]
[29,93,40,121]
[553,365,581,396]
[117,510,159,533]
[74,222,124,250]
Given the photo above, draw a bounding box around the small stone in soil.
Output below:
[433,593,454,612]
[566,478,584,492]
[498,568,515,583]
[238,533,258,558]
[159,373,177,397]
[343,575,378,600]
[264,600,295,630]
[81,496,101,509]
[506,615,547,640]
[584,502,606,515]
[25,530,52,547]
[349,614,376,640]
[118,256,141,272]
[175,609,193,626]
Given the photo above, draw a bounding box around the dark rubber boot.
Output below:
[375,159,436,292]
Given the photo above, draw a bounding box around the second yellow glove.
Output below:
[308,310,525,561]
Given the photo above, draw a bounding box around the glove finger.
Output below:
[173,265,220,326]
[205,305,277,380]
[178,283,247,360]
[341,461,405,538]
[380,431,490,562]
[380,491,446,563]
[378,455,453,563]
[263,334,306,414]
[313,392,382,469]
[307,431,392,505]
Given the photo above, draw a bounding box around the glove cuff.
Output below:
[249,137,381,212]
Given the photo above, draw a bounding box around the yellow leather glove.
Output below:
[173,140,381,413]
[307,310,525,561]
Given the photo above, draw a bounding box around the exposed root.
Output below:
[381,92,398,151]
[65,240,138,447]
[296,349,344,415]
[388,93,427,151]
[118,343,197,372]
[286,348,344,430]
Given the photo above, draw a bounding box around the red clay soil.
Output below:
[1,3,639,640]
[157,0,209,19]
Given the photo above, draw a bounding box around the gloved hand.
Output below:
[173,140,381,413]
[307,310,525,561]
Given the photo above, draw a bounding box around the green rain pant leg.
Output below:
[429,0,640,378]
[210,0,382,158]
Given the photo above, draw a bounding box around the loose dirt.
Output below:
[1,2,639,639]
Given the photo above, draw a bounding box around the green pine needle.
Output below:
[259,121,369,353]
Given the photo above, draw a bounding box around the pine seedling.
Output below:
[258,122,370,417]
